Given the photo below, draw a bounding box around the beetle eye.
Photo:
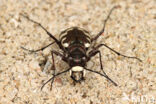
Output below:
[85,43,90,48]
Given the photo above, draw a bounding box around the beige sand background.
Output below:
[0,0,155,104]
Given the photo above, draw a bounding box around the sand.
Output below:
[0,0,155,104]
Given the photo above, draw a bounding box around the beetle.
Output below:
[21,6,142,90]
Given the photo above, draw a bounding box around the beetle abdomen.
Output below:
[59,27,91,48]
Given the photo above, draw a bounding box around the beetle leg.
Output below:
[21,41,55,53]
[50,51,56,90]
[89,50,104,72]
[84,68,117,86]
[21,14,65,51]
[94,43,142,62]
[41,50,68,90]
[91,6,119,42]
[88,50,103,69]
[87,50,117,86]
[41,67,71,90]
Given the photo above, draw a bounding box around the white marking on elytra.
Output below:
[63,43,69,47]
[85,43,90,48]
